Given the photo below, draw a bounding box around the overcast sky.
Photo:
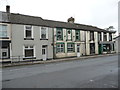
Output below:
[0,0,119,35]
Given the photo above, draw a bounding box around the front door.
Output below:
[42,48,47,61]
[90,43,95,54]
[77,44,80,57]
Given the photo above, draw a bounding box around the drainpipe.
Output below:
[52,27,55,59]
[84,31,87,55]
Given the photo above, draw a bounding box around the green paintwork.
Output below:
[75,30,80,41]
[56,42,65,53]
[98,44,102,54]
[56,28,63,41]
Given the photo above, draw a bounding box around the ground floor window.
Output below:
[24,45,34,57]
[102,44,111,52]
[67,43,75,52]
[77,44,80,52]
[56,43,64,53]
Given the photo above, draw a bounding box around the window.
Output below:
[77,44,80,52]
[2,52,7,57]
[103,32,107,41]
[67,43,75,52]
[42,49,45,55]
[0,25,7,37]
[40,27,48,39]
[24,25,33,39]
[109,33,112,41]
[103,44,110,52]
[76,30,80,41]
[98,32,101,41]
[90,31,94,41]
[24,45,34,57]
[56,43,64,53]
[67,29,72,40]
[56,28,63,40]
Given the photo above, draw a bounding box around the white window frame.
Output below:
[56,28,63,40]
[56,43,64,53]
[23,45,35,58]
[103,32,107,41]
[0,24,7,37]
[24,25,33,38]
[67,43,75,52]
[40,27,48,39]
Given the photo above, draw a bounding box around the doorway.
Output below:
[90,43,95,54]
[42,45,47,61]
[77,44,80,57]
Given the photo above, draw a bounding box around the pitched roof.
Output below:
[1,12,116,33]
[113,35,120,39]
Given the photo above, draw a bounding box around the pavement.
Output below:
[0,53,118,68]
[1,55,118,88]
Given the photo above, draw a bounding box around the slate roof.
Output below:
[113,35,120,39]
[0,12,116,33]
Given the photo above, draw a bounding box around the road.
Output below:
[1,55,118,88]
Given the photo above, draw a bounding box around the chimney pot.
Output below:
[6,5,10,13]
[67,17,75,23]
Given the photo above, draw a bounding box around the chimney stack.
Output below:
[67,17,75,23]
[6,5,10,13]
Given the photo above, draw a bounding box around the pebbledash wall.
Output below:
[11,24,53,60]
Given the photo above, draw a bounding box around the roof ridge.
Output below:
[1,12,116,33]
[11,13,43,20]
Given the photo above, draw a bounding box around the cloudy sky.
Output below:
[0,0,119,35]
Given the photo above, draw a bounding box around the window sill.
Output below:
[67,51,75,53]
[75,40,81,42]
[89,40,94,41]
[66,40,72,41]
[56,52,65,54]
[0,37,9,39]
[40,39,48,40]
[24,38,34,40]
[56,40,63,41]
[23,57,36,60]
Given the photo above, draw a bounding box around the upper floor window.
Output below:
[103,32,107,41]
[67,29,72,41]
[109,33,112,41]
[0,25,7,38]
[24,25,33,40]
[56,28,63,40]
[40,27,48,40]
[90,31,94,41]
[75,30,80,41]
[67,43,75,52]
[98,32,102,41]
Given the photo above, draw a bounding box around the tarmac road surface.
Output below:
[2,55,118,88]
